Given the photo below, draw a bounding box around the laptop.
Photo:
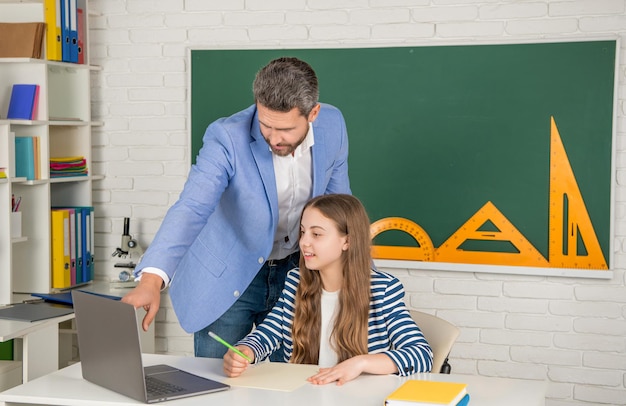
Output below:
[71,290,229,403]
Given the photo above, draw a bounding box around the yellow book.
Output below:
[384,380,467,406]
[51,209,71,288]
[44,0,62,61]
[33,136,40,180]
[50,156,84,163]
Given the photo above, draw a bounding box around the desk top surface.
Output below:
[0,353,546,406]
[0,313,74,341]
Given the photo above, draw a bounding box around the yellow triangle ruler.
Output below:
[548,117,607,269]
[370,217,435,261]
[434,201,550,266]
[368,117,608,270]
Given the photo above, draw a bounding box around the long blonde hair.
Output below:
[290,194,371,364]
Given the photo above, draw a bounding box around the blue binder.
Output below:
[73,206,83,284]
[74,206,94,283]
[60,206,86,284]
[69,0,78,63]
[80,207,90,283]
[60,0,71,62]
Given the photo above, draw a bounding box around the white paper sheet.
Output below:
[223,362,319,392]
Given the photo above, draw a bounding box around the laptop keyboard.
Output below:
[145,375,185,396]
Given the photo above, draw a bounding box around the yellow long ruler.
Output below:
[548,117,607,269]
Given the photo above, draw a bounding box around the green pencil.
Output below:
[208,331,252,362]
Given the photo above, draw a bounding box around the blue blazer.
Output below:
[238,268,434,375]
[135,103,351,333]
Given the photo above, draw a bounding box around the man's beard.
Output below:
[266,133,306,156]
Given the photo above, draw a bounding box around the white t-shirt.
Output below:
[318,289,339,367]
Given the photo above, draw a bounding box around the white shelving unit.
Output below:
[0,0,99,305]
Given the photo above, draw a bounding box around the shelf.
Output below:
[49,120,90,126]
[11,176,98,185]
[0,57,100,71]
[49,176,93,184]
[0,0,96,304]
[3,120,48,126]
[11,179,48,186]
[2,120,97,126]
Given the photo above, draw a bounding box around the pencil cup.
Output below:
[10,211,22,238]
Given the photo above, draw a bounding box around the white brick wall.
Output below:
[88,1,626,405]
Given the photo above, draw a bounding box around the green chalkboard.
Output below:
[190,41,616,270]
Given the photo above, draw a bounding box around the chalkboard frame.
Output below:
[189,39,618,279]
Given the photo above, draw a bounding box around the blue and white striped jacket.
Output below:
[237,268,433,376]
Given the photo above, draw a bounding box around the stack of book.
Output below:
[0,167,6,179]
[384,380,470,406]
[50,156,87,178]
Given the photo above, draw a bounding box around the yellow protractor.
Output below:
[370,217,435,261]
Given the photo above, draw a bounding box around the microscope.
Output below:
[111,217,145,285]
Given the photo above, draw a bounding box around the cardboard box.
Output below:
[0,22,45,58]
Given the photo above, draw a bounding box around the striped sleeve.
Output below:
[368,270,434,375]
[236,269,300,363]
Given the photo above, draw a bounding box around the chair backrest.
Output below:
[409,310,460,374]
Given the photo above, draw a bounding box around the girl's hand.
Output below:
[307,356,366,386]
[307,353,398,385]
[222,345,254,377]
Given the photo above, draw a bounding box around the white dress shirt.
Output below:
[269,123,314,260]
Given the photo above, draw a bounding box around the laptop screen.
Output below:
[72,290,229,403]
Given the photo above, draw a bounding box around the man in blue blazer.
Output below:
[122,57,351,358]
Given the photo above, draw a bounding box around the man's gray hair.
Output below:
[253,57,319,117]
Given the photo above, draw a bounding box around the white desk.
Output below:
[0,354,546,406]
[0,313,74,383]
